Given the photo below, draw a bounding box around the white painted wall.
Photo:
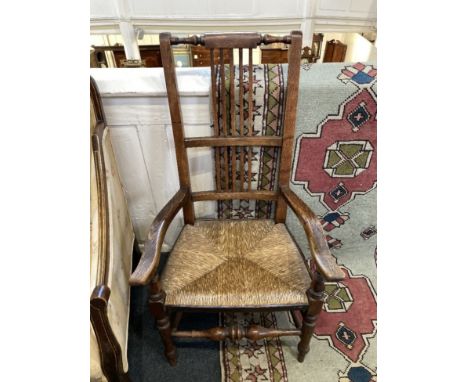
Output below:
[91,0,377,22]
[91,0,377,54]
[315,0,376,19]
[91,0,118,18]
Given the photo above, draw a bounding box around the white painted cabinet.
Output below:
[91,68,215,250]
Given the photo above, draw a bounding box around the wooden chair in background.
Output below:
[129,31,345,366]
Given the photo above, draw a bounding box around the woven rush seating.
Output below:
[161,220,310,308]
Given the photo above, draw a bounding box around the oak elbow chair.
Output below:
[129,31,345,366]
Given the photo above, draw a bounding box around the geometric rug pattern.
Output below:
[215,64,286,220]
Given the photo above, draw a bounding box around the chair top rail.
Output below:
[169,33,293,48]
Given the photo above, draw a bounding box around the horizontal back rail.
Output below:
[192,191,278,202]
[184,137,282,148]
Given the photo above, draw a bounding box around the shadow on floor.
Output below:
[127,285,221,382]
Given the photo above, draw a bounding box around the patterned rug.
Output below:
[221,312,289,382]
[219,62,377,382]
[214,64,285,219]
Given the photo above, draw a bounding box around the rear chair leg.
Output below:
[149,278,177,366]
[297,272,325,362]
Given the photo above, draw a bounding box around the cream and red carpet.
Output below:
[128,62,377,382]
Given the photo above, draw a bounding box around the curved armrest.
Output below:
[129,188,189,286]
[280,186,345,281]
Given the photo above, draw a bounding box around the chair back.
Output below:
[160,31,303,223]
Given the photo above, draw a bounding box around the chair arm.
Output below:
[280,186,345,281]
[129,188,189,286]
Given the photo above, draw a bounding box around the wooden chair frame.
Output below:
[90,78,131,382]
[129,31,344,366]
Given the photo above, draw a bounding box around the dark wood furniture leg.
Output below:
[297,272,325,362]
[91,286,132,382]
[148,278,177,366]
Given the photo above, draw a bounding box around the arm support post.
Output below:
[280,186,345,281]
[129,188,189,286]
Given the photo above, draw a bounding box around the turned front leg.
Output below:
[297,272,325,362]
[148,278,177,366]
